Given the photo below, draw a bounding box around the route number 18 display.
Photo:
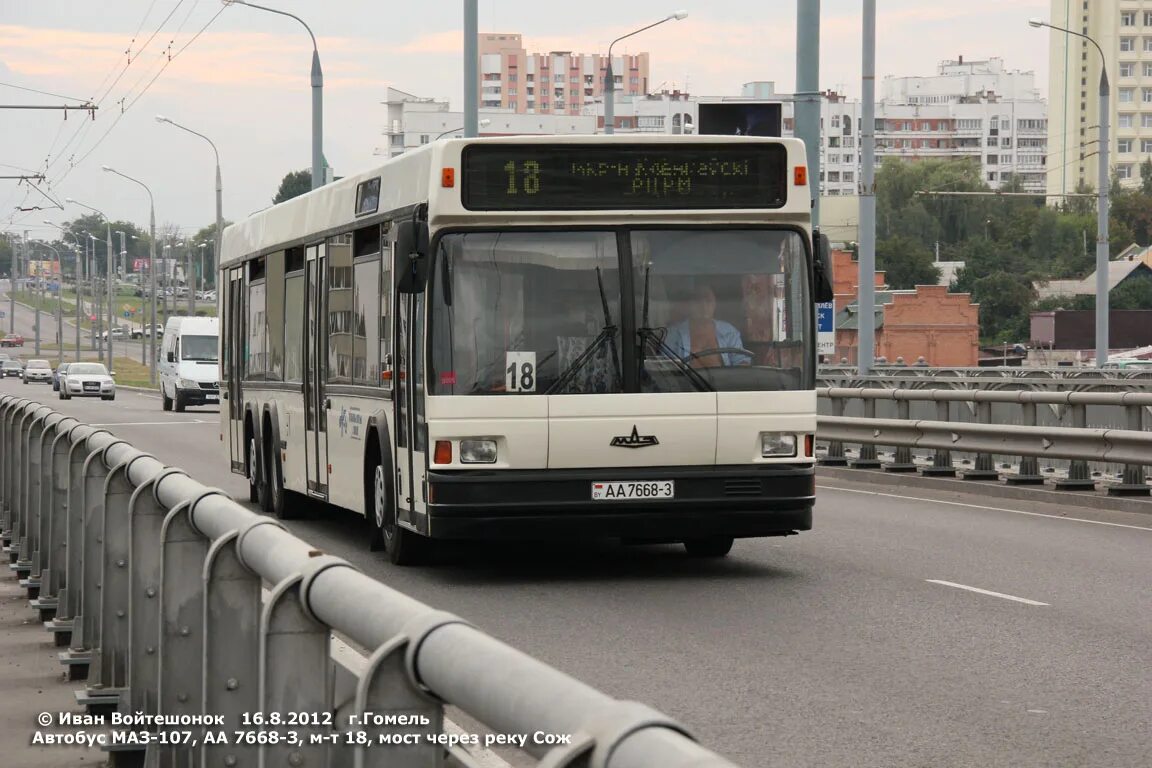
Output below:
[505,351,537,393]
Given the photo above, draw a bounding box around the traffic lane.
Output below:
[9,383,1149,767]
[812,482,1152,635]
[280,511,1150,767]
[0,379,241,494]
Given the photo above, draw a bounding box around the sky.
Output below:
[1,0,1050,241]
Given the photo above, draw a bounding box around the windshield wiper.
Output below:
[636,265,712,392]
[545,267,622,394]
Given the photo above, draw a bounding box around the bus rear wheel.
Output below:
[683,537,734,558]
[249,436,268,508]
[372,463,426,566]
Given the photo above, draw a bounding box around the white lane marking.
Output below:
[818,484,1152,532]
[926,580,1049,606]
[89,419,212,427]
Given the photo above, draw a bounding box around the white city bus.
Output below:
[219,135,834,564]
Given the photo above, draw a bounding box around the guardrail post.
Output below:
[12,405,34,578]
[258,549,337,767]
[57,428,105,678]
[1005,401,1045,485]
[0,398,11,545]
[77,440,127,713]
[42,423,77,645]
[352,611,456,768]
[22,412,48,600]
[96,458,141,702]
[1054,401,1096,491]
[128,470,184,720]
[919,399,956,477]
[202,527,262,766]
[819,397,848,466]
[157,501,206,767]
[1108,403,1150,496]
[960,401,1000,481]
[883,399,917,472]
[849,398,882,469]
[31,416,61,620]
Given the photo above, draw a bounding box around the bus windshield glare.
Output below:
[430,229,811,396]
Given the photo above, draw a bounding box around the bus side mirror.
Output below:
[396,220,430,294]
[813,230,834,303]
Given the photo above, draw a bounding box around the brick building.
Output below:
[830,249,980,366]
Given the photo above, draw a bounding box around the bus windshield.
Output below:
[430,229,811,395]
[181,335,219,362]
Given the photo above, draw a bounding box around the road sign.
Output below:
[817,301,835,357]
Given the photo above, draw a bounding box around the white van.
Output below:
[159,316,220,411]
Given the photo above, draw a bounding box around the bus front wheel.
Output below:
[683,537,734,558]
[372,463,426,566]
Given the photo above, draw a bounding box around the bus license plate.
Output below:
[205,394,218,401]
[591,481,674,501]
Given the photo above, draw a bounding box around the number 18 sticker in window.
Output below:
[505,351,536,393]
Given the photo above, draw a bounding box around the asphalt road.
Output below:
[5,379,1150,768]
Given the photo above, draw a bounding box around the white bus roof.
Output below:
[220,134,811,268]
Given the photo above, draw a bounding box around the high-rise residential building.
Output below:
[871,57,1048,192]
[478,33,649,127]
[1045,0,1152,198]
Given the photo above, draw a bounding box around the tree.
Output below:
[970,271,1036,342]
[1141,158,1152,195]
[273,170,311,204]
[876,236,941,289]
[188,220,232,289]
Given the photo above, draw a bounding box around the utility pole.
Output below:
[858,0,877,374]
[464,0,479,137]
[8,233,15,334]
[796,0,822,226]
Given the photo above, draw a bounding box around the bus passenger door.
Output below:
[394,290,429,533]
[304,245,329,497]
[226,267,245,473]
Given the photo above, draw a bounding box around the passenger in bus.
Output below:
[663,284,747,367]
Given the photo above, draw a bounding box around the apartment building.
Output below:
[477,32,649,126]
[1046,0,1152,197]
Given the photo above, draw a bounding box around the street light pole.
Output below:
[603,10,688,135]
[155,115,224,294]
[226,0,323,189]
[33,241,62,363]
[435,118,491,140]
[464,0,479,138]
[1030,18,1110,366]
[102,166,159,383]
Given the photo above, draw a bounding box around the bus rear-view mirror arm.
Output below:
[396,219,430,294]
[812,230,834,304]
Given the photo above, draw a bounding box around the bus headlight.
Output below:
[760,433,797,458]
[459,439,497,464]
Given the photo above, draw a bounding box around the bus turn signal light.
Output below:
[794,166,808,186]
[442,168,456,187]
[434,440,453,465]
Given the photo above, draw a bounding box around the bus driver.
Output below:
[663,284,747,367]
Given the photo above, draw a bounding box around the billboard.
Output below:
[697,102,783,137]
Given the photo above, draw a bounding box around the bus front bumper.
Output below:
[425,464,814,540]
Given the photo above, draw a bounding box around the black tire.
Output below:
[174,390,186,413]
[248,435,265,507]
[162,388,172,411]
[267,433,292,520]
[683,537,734,558]
[58,390,65,400]
[371,460,427,565]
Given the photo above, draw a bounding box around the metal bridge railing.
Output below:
[817,387,1152,496]
[0,394,740,768]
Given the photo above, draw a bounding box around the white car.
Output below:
[60,362,116,401]
[100,327,126,341]
[22,359,52,384]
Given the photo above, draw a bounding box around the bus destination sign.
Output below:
[460,143,787,211]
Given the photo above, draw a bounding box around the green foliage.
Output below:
[876,236,941,289]
[273,170,311,204]
[877,157,1152,342]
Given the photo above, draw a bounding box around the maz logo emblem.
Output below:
[610,426,659,449]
